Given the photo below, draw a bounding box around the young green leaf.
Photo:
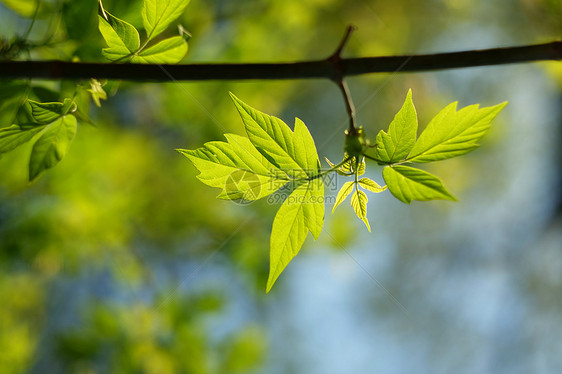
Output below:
[142,0,191,40]
[0,123,45,153]
[351,189,370,232]
[374,89,418,163]
[340,156,353,174]
[325,156,353,176]
[131,36,188,64]
[24,100,68,124]
[180,94,324,292]
[87,79,107,107]
[177,134,288,202]
[29,115,77,181]
[358,177,386,193]
[356,158,365,175]
[407,101,507,163]
[98,9,140,61]
[382,165,456,204]
[267,178,324,293]
[230,93,319,179]
[332,181,354,213]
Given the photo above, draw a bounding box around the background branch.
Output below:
[0,41,560,81]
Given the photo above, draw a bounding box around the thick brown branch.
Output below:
[0,41,560,81]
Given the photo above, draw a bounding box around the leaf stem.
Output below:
[313,156,353,179]
[329,25,359,134]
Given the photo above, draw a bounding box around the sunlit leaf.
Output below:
[142,0,191,40]
[374,89,417,163]
[29,115,77,181]
[358,177,386,193]
[407,101,507,163]
[98,10,140,61]
[182,94,324,292]
[332,181,354,213]
[87,79,107,107]
[267,178,324,292]
[325,156,352,176]
[0,123,45,153]
[340,156,353,174]
[132,36,188,64]
[382,165,456,204]
[177,134,288,202]
[230,93,319,179]
[351,189,370,231]
[356,157,365,175]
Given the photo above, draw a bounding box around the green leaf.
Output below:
[98,10,140,61]
[230,93,320,179]
[338,155,363,175]
[351,189,370,232]
[0,123,45,153]
[24,99,69,124]
[142,0,191,40]
[181,94,324,292]
[267,178,324,293]
[407,101,507,163]
[325,157,351,176]
[29,115,77,181]
[87,79,107,107]
[358,177,386,193]
[374,89,417,163]
[382,165,456,204]
[177,134,288,202]
[131,36,188,64]
[356,157,365,175]
[332,181,354,213]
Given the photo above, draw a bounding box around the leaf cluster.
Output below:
[0,98,77,181]
[98,0,191,63]
[180,91,506,292]
[178,94,324,292]
[0,0,192,180]
[370,89,507,204]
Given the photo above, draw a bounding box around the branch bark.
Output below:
[0,41,560,81]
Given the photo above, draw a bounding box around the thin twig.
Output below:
[330,25,357,61]
[329,26,359,133]
[0,41,560,81]
[336,79,357,134]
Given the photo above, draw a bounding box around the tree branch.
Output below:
[0,41,560,81]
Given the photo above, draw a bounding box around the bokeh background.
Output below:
[1,0,561,373]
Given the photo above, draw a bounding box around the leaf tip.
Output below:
[228,91,239,102]
[265,275,277,294]
[363,217,371,232]
[496,101,509,110]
